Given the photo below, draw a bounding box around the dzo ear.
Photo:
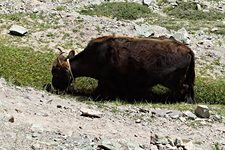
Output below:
[68,50,76,59]
[57,54,69,70]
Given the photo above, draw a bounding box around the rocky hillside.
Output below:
[0,0,225,149]
[0,0,225,77]
[1,77,225,150]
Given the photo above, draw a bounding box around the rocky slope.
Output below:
[0,0,225,149]
[0,78,225,149]
[0,0,225,77]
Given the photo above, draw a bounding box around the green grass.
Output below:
[213,143,224,150]
[0,43,224,115]
[0,44,56,89]
[0,12,60,32]
[0,13,26,21]
[1,42,224,104]
[195,76,225,104]
[164,2,225,21]
[80,2,155,20]
[56,6,66,11]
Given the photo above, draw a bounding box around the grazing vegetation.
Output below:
[0,43,224,106]
[0,44,55,89]
[213,143,224,150]
[164,2,225,21]
[80,2,155,20]
[80,1,225,35]
[0,2,224,116]
[195,76,225,104]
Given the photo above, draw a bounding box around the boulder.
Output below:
[135,24,169,37]
[173,27,191,44]
[143,0,156,7]
[195,105,210,118]
[9,25,28,36]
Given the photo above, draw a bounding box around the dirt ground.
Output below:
[0,78,225,149]
[0,0,225,149]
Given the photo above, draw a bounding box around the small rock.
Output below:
[150,134,159,144]
[98,139,144,150]
[166,144,177,150]
[218,139,225,145]
[9,25,28,36]
[31,143,40,150]
[167,0,178,6]
[135,119,141,123]
[183,111,197,120]
[203,9,210,13]
[211,27,218,32]
[173,27,190,44]
[150,144,158,150]
[31,124,44,132]
[7,114,14,123]
[15,108,22,113]
[179,117,186,122]
[195,105,210,118]
[32,132,39,138]
[151,109,168,117]
[32,8,39,13]
[210,114,222,122]
[156,137,169,145]
[178,147,184,150]
[196,4,202,10]
[168,138,175,146]
[57,105,62,108]
[0,113,15,123]
[139,108,149,113]
[80,108,104,118]
[174,137,184,147]
[184,141,195,150]
[167,110,182,119]
[143,0,156,6]
[135,24,154,37]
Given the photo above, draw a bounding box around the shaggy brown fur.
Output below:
[51,35,195,103]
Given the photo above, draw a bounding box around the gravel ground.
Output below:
[0,78,225,149]
[0,0,225,149]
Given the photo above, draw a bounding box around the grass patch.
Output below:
[0,44,56,89]
[195,76,225,104]
[213,143,224,150]
[164,2,225,21]
[0,42,224,106]
[0,13,26,21]
[80,2,154,20]
[56,6,66,11]
[0,12,59,32]
[73,77,97,94]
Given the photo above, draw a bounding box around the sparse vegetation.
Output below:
[0,13,25,21]
[195,76,225,104]
[150,1,225,33]
[213,143,224,150]
[0,43,224,105]
[0,44,55,89]
[56,6,66,11]
[164,2,225,21]
[80,2,155,20]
